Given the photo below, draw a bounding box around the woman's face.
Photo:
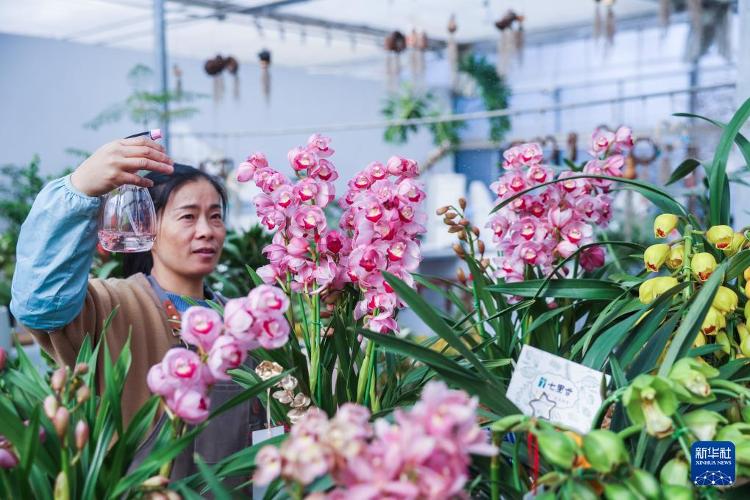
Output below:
[151,179,226,279]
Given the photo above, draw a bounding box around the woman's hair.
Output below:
[122,163,228,277]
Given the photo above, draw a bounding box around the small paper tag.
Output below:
[251,425,285,445]
[252,426,285,499]
[506,345,610,433]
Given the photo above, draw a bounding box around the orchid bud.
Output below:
[76,385,91,404]
[443,217,456,225]
[535,429,577,469]
[0,448,18,470]
[693,332,706,347]
[459,218,470,227]
[661,485,693,500]
[716,422,750,443]
[737,441,750,467]
[44,395,58,420]
[53,407,70,438]
[457,231,467,240]
[706,225,735,250]
[471,226,480,236]
[700,306,726,336]
[448,225,463,233]
[452,243,465,258]
[644,244,670,272]
[75,420,89,450]
[741,334,750,358]
[142,475,170,489]
[51,367,67,393]
[740,323,750,342]
[603,484,635,499]
[569,483,598,500]
[665,244,684,270]
[490,414,528,433]
[724,232,746,256]
[456,267,466,284]
[691,252,717,282]
[626,469,660,500]
[683,410,727,441]
[54,471,69,500]
[435,206,449,216]
[582,430,627,473]
[458,197,467,209]
[623,375,677,438]
[73,363,89,376]
[653,214,678,238]
[444,211,457,220]
[638,276,678,305]
[659,457,690,488]
[0,347,6,372]
[713,286,738,313]
[716,330,731,355]
[477,240,485,254]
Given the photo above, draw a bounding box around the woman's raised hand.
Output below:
[70,136,174,197]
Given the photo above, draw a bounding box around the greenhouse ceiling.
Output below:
[1,0,660,70]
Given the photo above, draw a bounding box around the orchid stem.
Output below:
[490,432,501,500]
[357,340,375,405]
[310,293,321,402]
[682,224,693,303]
[465,232,488,340]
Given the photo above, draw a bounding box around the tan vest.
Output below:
[24,273,263,475]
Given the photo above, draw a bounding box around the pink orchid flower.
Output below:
[288,146,318,171]
[181,307,222,351]
[169,387,210,425]
[206,336,247,381]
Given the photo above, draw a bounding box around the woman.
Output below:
[10,135,263,478]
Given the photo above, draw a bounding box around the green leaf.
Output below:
[657,262,726,377]
[111,422,203,497]
[616,282,688,368]
[727,249,750,280]
[704,99,750,225]
[383,271,496,381]
[489,174,687,217]
[19,406,41,480]
[194,456,232,500]
[359,329,518,415]
[82,423,116,500]
[572,296,642,358]
[216,371,290,419]
[246,265,264,287]
[413,273,469,315]
[688,344,726,357]
[104,396,161,496]
[489,278,626,300]
[583,306,645,370]
[674,112,750,170]
[466,256,503,340]
[627,313,681,378]
[666,159,701,186]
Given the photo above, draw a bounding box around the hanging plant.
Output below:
[459,53,511,142]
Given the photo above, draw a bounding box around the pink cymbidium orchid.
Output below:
[486,126,632,284]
